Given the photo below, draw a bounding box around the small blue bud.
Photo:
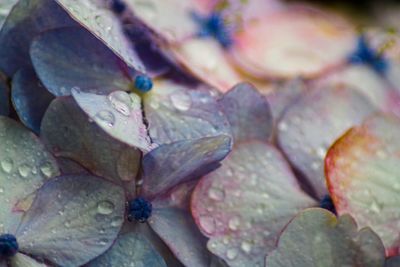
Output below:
[128,197,152,223]
[0,234,19,258]
[192,11,233,48]
[319,195,336,214]
[111,0,126,14]
[134,75,153,93]
[348,35,389,75]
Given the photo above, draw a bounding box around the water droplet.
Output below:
[228,216,241,231]
[226,248,238,260]
[95,110,116,127]
[278,122,288,132]
[97,200,115,215]
[199,215,216,234]
[40,162,56,178]
[241,241,252,254]
[108,91,132,116]
[170,91,192,111]
[18,164,31,178]
[316,146,326,159]
[1,158,13,173]
[208,187,225,201]
[0,188,4,194]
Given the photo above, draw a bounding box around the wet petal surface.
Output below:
[41,97,141,183]
[192,141,316,267]
[10,253,46,267]
[141,135,232,199]
[31,27,132,96]
[16,175,125,266]
[143,79,231,145]
[0,116,59,234]
[266,208,385,267]
[326,113,400,255]
[278,84,376,198]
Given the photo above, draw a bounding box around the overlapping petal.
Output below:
[277,84,376,198]
[266,208,385,267]
[326,113,400,255]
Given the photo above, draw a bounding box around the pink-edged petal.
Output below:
[30,27,132,96]
[169,39,243,92]
[41,97,141,183]
[218,82,272,143]
[0,0,77,76]
[191,141,316,267]
[87,232,166,267]
[141,135,232,199]
[11,68,54,134]
[55,0,144,70]
[149,182,211,267]
[10,253,47,267]
[15,175,125,266]
[143,79,231,145]
[277,84,376,198]
[72,89,152,151]
[266,208,385,267]
[326,113,400,255]
[0,116,59,234]
[230,6,355,79]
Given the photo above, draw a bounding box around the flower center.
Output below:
[0,234,19,259]
[319,195,336,214]
[128,197,152,223]
[348,35,388,75]
[134,75,153,93]
[192,11,233,48]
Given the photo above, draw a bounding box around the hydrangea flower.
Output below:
[0,116,125,267]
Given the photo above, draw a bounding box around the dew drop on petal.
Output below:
[228,216,241,231]
[1,158,13,173]
[226,248,238,260]
[199,215,216,234]
[108,91,132,116]
[241,241,252,254]
[95,110,116,127]
[40,162,56,178]
[18,164,31,178]
[97,200,115,215]
[170,91,192,111]
[208,187,225,201]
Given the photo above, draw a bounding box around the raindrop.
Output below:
[226,248,238,260]
[18,164,31,178]
[97,200,115,215]
[1,158,13,173]
[40,162,55,178]
[277,122,288,132]
[199,215,216,234]
[241,241,252,254]
[108,91,132,116]
[228,216,241,231]
[170,91,192,111]
[208,187,225,201]
[95,110,116,127]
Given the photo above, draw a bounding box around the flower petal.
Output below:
[31,27,132,96]
[326,113,400,255]
[87,232,167,267]
[0,116,59,234]
[0,77,9,116]
[191,141,316,267]
[55,0,144,70]
[218,82,272,143]
[15,175,125,266]
[10,253,46,267]
[149,182,211,267]
[141,135,232,199]
[11,68,54,134]
[230,6,355,79]
[143,79,231,145]
[72,89,152,151]
[0,0,76,76]
[266,208,385,267]
[277,84,376,198]
[41,97,141,182]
